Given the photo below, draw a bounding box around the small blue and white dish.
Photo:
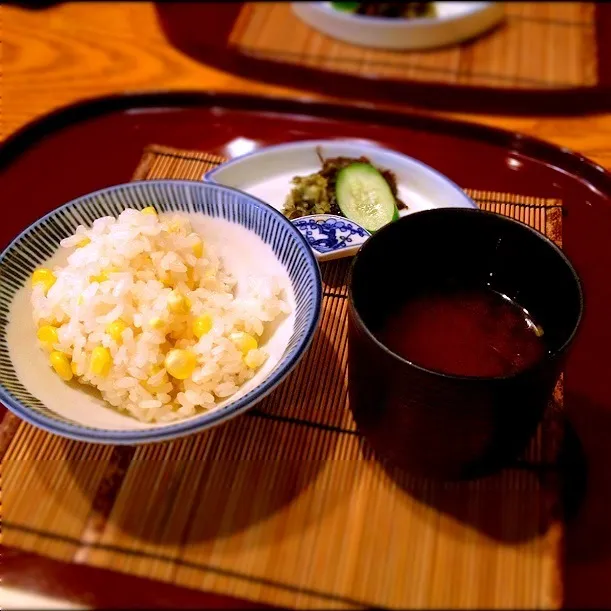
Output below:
[0,180,322,445]
[292,214,371,261]
[205,139,476,262]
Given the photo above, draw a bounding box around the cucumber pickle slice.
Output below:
[335,162,399,232]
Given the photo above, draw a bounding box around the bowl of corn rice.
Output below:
[0,180,322,444]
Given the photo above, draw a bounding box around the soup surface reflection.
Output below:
[376,287,547,377]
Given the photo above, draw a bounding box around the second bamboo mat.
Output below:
[1,144,565,609]
[229,2,597,89]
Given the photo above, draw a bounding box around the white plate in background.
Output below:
[291,2,505,51]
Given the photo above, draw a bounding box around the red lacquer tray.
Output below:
[1,92,611,608]
[154,2,611,115]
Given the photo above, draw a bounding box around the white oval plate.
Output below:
[292,2,505,51]
[204,139,477,261]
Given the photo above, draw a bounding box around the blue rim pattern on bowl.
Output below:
[0,180,322,444]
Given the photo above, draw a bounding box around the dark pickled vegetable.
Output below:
[332,2,437,18]
[283,150,407,221]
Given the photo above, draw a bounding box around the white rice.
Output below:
[30,208,290,423]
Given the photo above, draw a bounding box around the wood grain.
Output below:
[2,3,611,169]
[1,2,611,608]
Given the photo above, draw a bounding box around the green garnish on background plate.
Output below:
[330,2,437,18]
[330,2,360,13]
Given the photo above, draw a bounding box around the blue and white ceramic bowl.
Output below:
[0,180,322,444]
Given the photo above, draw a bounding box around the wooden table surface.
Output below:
[2,2,611,608]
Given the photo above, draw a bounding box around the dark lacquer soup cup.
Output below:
[348,208,583,480]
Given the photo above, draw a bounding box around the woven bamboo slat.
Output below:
[0,144,566,609]
[227,2,597,90]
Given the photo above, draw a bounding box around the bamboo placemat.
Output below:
[228,2,597,89]
[0,144,566,609]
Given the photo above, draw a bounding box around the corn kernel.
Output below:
[91,266,119,284]
[244,350,261,370]
[169,323,191,342]
[37,325,59,349]
[106,320,127,343]
[71,361,80,377]
[164,349,197,380]
[41,315,61,327]
[167,291,190,314]
[166,218,191,234]
[50,351,73,381]
[193,314,213,339]
[32,268,56,294]
[141,206,157,216]
[76,236,91,248]
[184,267,196,290]
[142,374,168,394]
[148,364,163,376]
[91,271,108,284]
[192,237,204,258]
[89,346,111,377]
[230,331,258,355]
[159,270,173,287]
[148,317,166,331]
